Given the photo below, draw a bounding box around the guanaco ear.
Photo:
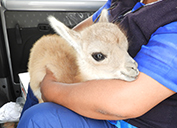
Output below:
[99,9,109,22]
[48,16,82,55]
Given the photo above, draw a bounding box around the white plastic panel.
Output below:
[2,0,107,11]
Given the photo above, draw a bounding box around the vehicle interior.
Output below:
[0,0,106,125]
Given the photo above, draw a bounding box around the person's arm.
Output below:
[40,70,175,120]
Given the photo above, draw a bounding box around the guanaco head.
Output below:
[48,9,139,81]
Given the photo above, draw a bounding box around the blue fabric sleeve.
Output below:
[134,21,177,92]
[92,0,111,22]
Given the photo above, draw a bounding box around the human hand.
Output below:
[40,68,57,102]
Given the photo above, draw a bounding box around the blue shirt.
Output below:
[135,21,177,92]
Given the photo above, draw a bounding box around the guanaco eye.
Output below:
[92,52,106,61]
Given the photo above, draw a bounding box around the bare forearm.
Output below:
[41,79,129,120]
[40,72,175,120]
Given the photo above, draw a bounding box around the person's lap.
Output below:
[17,102,116,128]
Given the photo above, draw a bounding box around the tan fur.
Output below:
[28,9,139,102]
[28,34,81,101]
